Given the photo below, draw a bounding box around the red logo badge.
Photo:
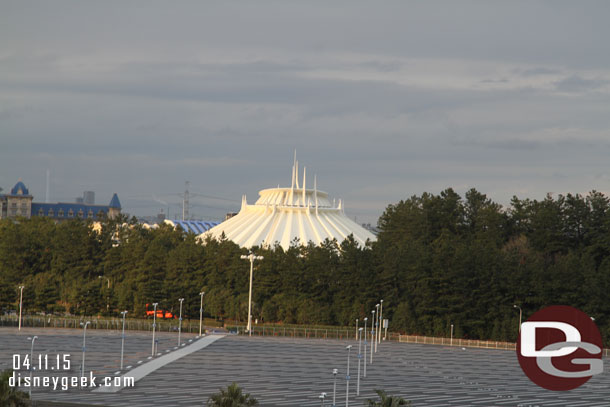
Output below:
[517,305,603,390]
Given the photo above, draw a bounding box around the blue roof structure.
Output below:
[168,220,220,234]
[109,193,121,209]
[10,181,30,196]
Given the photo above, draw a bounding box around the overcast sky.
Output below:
[2,1,610,223]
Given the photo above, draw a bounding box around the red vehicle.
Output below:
[145,303,176,319]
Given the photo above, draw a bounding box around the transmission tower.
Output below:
[182,181,190,220]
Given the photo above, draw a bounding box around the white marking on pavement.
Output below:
[93,335,225,393]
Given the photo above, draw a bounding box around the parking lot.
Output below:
[1,327,609,406]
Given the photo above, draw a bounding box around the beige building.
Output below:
[0,180,33,219]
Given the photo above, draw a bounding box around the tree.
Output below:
[366,389,411,406]
[206,382,258,406]
[0,369,30,407]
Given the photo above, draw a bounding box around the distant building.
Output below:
[164,219,220,234]
[0,180,121,220]
[200,156,376,250]
[0,180,33,218]
[83,191,95,205]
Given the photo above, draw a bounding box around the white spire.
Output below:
[295,160,300,189]
[314,174,318,215]
[291,150,297,189]
[302,166,306,204]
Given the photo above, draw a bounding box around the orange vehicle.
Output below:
[145,303,176,319]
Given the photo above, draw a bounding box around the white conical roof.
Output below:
[199,155,376,250]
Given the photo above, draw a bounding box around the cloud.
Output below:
[554,75,608,93]
[2,2,610,223]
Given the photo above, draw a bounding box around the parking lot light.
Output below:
[345,345,352,407]
[199,291,205,336]
[27,336,38,399]
[120,311,128,369]
[80,321,91,380]
[178,298,184,345]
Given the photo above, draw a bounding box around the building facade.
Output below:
[0,180,121,220]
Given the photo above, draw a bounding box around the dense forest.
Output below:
[1,188,609,343]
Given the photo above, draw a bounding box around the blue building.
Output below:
[0,180,121,220]
[164,219,219,234]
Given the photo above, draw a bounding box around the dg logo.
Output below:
[517,305,604,391]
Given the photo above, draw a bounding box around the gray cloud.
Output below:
[2,1,610,224]
[554,75,608,93]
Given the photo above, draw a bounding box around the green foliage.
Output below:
[1,188,610,344]
[206,382,258,406]
[366,389,411,406]
[0,369,30,407]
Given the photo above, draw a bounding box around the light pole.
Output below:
[240,252,263,336]
[199,291,205,336]
[375,303,380,352]
[355,318,358,340]
[370,310,375,364]
[345,345,352,407]
[27,336,38,399]
[363,317,368,377]
[151,302,158,356]
[178,298,184,346]
[80,321,91,380]
[514,304,522,332]
[450,324,454,346]
[357,327,363,396]
[332,368,338,407]
[319,392,327,407]
[383,319,388,341]
[120,311,127,370]
[98,275,110,312]
[18,285,24,331]
[379,300,383,345]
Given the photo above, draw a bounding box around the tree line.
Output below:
[1,188,609,343]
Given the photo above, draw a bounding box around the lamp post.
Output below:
[199,291,205,336]
[151,302,158,356]
[332,368,338,407]
[345,345,352,407]
[98,276,110,312]
[363,317,368,377]
[27,336,38,399]
[514,304,523,332]
[383,319,388,341]
[240,252,264,336]
[178,298,184,346]
[357,327,363,396]
[18,285,24,331]
[319,392,327,407]
[450,324,454,346]
[80,321,91,380]
[370,310,375,364]
[355,318,358,341]
[120,311,127,370]
[379,300,383,345]
[375,304,379,353]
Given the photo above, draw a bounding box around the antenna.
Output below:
[182,181,190,221]
[45,169,50,203]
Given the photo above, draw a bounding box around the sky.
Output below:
[1,1,610,224]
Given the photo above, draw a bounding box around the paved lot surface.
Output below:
[1,327,610,406]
